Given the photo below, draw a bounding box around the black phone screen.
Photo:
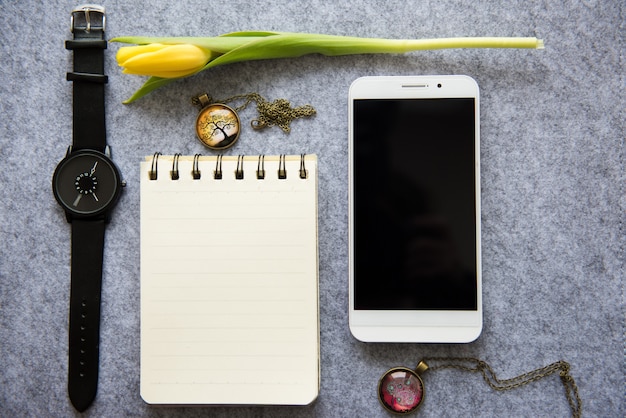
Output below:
[353,98,478,310]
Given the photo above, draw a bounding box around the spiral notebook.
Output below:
[140,153,319,406]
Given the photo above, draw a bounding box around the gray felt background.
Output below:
[0,1,623,417]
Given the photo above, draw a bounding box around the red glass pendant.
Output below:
[378,362,428,414]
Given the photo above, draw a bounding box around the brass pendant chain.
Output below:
[192,92,316,133]
[378,357,582,416]
[423,357,582,417]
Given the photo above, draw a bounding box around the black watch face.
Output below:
[53,150,122,217]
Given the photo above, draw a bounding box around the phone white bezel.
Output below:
[348,75,482,343]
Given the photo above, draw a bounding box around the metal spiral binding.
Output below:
[235,155,244,180]
[214,155,223,179]
[149,152,161,180]
[170,153,181,180]
[278,154,287,179]
[192,154,201,179]
[149,153,309,181]
[257,155,265,179]
[299,154,307,179]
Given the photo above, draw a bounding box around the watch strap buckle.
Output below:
[70,5,106,33]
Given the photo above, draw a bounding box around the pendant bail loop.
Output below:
[197,93,212,108]
[416,360,429,375]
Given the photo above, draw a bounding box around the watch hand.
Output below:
[90,161,98,176]
[92,192,99,202]
[73,194,83,207]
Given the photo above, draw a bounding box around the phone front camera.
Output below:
[437,83,442,88]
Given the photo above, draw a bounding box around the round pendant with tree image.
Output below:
[195,103,241,150]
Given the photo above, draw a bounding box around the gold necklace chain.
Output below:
[192,92,316,133]
[422,357,582,417]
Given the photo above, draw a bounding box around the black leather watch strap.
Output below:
[68,219,105,412]
[64,6,108,412]
[65,6,108,152]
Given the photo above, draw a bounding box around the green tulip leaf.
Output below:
[112,32,544,103]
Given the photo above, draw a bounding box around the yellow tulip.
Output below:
[116,43,212,78]
[112,31,544,103]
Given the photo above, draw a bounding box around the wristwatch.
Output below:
[52,5,124,412]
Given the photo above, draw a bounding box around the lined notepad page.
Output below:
[140,154,319,406]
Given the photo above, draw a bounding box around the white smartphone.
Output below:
[348,75,482,343]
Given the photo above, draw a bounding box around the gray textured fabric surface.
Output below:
[1,1,623,416]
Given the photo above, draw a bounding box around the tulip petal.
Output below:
[116,43,169,66]
[117,44,211,78]
[122,68,201,78]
